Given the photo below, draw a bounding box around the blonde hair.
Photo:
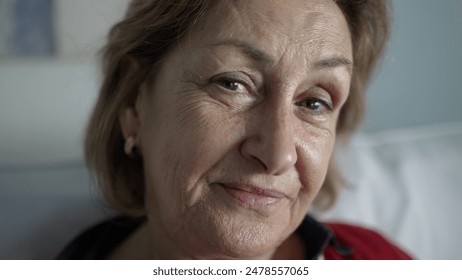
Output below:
[85,0,391,216]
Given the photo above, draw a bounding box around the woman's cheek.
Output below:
[298,129,335,192]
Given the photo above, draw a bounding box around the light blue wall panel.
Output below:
[363,0,462,132]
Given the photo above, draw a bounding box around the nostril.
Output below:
[239,106,297,175]
[253,154,269,172]
[267,147,298,175]
[240,134,297,175]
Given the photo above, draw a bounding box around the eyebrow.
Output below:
[313,56,353,74]
[207,39,353,73]
[207,39,274,64]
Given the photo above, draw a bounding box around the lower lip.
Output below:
[219,184,283,209]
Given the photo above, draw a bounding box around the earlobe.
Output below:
[119,106,141,158]
[120,83,147,157]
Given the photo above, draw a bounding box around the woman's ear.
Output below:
[119,80,148,158]
[119,57,144,140]
[119,106,140,140]
[119,103,142,157]
[119,80,148,139]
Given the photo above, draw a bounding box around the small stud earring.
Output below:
[124,135,137,158]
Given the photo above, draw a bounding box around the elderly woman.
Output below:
[59,0,411,259]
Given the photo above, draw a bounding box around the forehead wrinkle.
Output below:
[206,40,275,66]
[225,1,349,57]
[226,0,292,49]
[224,1,267,37]
[189,0,352,80]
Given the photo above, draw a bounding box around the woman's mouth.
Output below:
[218,183,286,209]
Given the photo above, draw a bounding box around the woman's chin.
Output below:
[182,211,289,259]
[192,233,282,259]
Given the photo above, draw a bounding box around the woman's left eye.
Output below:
[217,79,247,92]
[297,98,332,113]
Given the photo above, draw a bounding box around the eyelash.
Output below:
[296,97,333,113]
[211,73,255,94]
[211,74,334,115]
[216,78,247,92]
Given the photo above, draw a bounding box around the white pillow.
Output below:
[317,122,462,259]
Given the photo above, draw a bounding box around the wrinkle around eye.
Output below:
[173,91,228,128]
[204,73,262,110]
[294,95,336,126]
[207,85,258,112]
[209,71,258,95]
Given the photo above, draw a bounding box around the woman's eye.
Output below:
[210,72,255,95]
[297,98,332,112]
[208,73,261,108]
[217,79,246,92]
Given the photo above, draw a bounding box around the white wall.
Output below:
[54,0,128,58]
[0,59,98,166]
[0,0,128,166]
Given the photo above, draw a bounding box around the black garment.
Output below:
[57,216,142,259]
[57,215,340,259]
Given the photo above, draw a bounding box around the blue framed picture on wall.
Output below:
[0,0,54,57]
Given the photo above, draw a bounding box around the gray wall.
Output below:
[363,0,462,132]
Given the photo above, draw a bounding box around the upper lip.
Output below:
[220,182,286,199]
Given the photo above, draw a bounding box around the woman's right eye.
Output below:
[210,73,255,95]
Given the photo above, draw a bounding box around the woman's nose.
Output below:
[239,104,298,176]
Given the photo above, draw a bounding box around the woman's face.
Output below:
[127,0,352,259]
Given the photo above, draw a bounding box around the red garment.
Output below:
[323,223,412,260]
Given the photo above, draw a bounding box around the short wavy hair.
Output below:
[85,0,391,217]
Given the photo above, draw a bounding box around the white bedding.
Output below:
[317,122,462,259]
